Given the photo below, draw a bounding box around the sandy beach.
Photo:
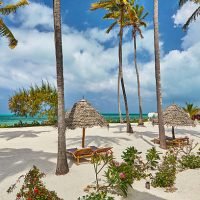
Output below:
[0,123,200,200]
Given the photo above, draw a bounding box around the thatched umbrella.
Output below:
[65,99,108,148]
[163,104,194,139]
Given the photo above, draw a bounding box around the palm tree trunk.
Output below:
[119,4,133,133]
[118,72,123,123]
[133,31,143,126]
[153,0,166,149]
[53,0,69,175]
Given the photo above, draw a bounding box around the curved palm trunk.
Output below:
[118,74,123,123]
[53,0,69,175]
[133,31,144,126]
[153,0,166,149]
[119,5,133,133]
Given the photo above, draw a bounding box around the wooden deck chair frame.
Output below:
[67,147,94,165]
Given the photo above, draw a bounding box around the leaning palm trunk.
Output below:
[119,5,133,133]
[118,73,123,123]
[153,0,166,149]
[133,31,143,126]
[53,0,69,174]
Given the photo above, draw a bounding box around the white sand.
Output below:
[0,123,200,200]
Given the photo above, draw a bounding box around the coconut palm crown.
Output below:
[179,0,200,30]
[182,102,199,118]
[0,0,29,48]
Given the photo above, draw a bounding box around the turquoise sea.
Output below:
[0,113,148,125]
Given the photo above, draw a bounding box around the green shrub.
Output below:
[105,161,134,197]
[78,192,114,200]
[121,146,153,180]
[146,147,161,170]
[179,154,200,169]
[151,150,177,188]
[7,165,63,200]
[121,146,141,165]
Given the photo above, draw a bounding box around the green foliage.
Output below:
[182,102,199,118]
[105,161,134,197]
[179,154,200,169]
[121,146,141,165]
[78,192,114,200]
[91,151,114,189]
[7,165,63,200]
[0,120,54,128]
[9,81,57,124]
[0,0,29,48]
[105,118,148,123]
[146,147,161,170]
[151,150,177,188]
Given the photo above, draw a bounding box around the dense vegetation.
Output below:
[8,82,58,124]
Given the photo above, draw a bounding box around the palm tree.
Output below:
[0,0,28,48]
[179,0,200,30]
[153,0,166,149]
[53,0,69,175]
[91,0,123,124]
[124,3,148,126]
[91,0,133,133]
[183,102,199,118]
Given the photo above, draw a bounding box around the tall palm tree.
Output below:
[153,0,166,149]
[179,0,200,30]
[53,0,69,175]
[91,0,123,123]
[183,102,199,118]
[124,3,148,126]
[0,0,29,48]
[91,0,133,133]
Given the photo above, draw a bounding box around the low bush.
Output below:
[7,165,63,200]
[151,150,177,188]
[78,192,114,200]
[179,154,200,169]
[146,147,161,170]
[121,146,141,166]
[105,161,134,197]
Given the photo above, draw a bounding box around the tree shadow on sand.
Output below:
[125,189,166,200]
[0,130,50,141]
[166,128,200,138]
[66,135,131,147]
[0,148,59,183]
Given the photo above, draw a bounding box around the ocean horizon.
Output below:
[0,113,148,125]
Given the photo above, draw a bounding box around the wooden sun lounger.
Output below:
[93,147,113,155]
[153,137,189,147]
[66,147,94,165]
[66,146,113,165]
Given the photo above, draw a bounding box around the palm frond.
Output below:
[0,18,17,48]
[90,1,114,10]
[183,6,200,30]
[179,0,189,7]
[179,0,200,7]
[0,0,29,15]
[103,11,119,19]
[106,20,117,33]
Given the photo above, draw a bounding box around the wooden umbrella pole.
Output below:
[82,127,85,148]
[172,126,175,139]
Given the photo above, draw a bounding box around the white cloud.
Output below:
[1,0,200,113]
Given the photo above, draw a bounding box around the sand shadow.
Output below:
[170,128,200,138]
[125,188,166,200]
[66,135,131,148]
[0,148,58,183]
[0,130,49,140]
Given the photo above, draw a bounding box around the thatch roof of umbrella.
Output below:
[163,104,194,139]
[163,104,194,127]
[65,99,108,147]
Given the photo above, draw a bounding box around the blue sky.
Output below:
[0,0,200,114]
